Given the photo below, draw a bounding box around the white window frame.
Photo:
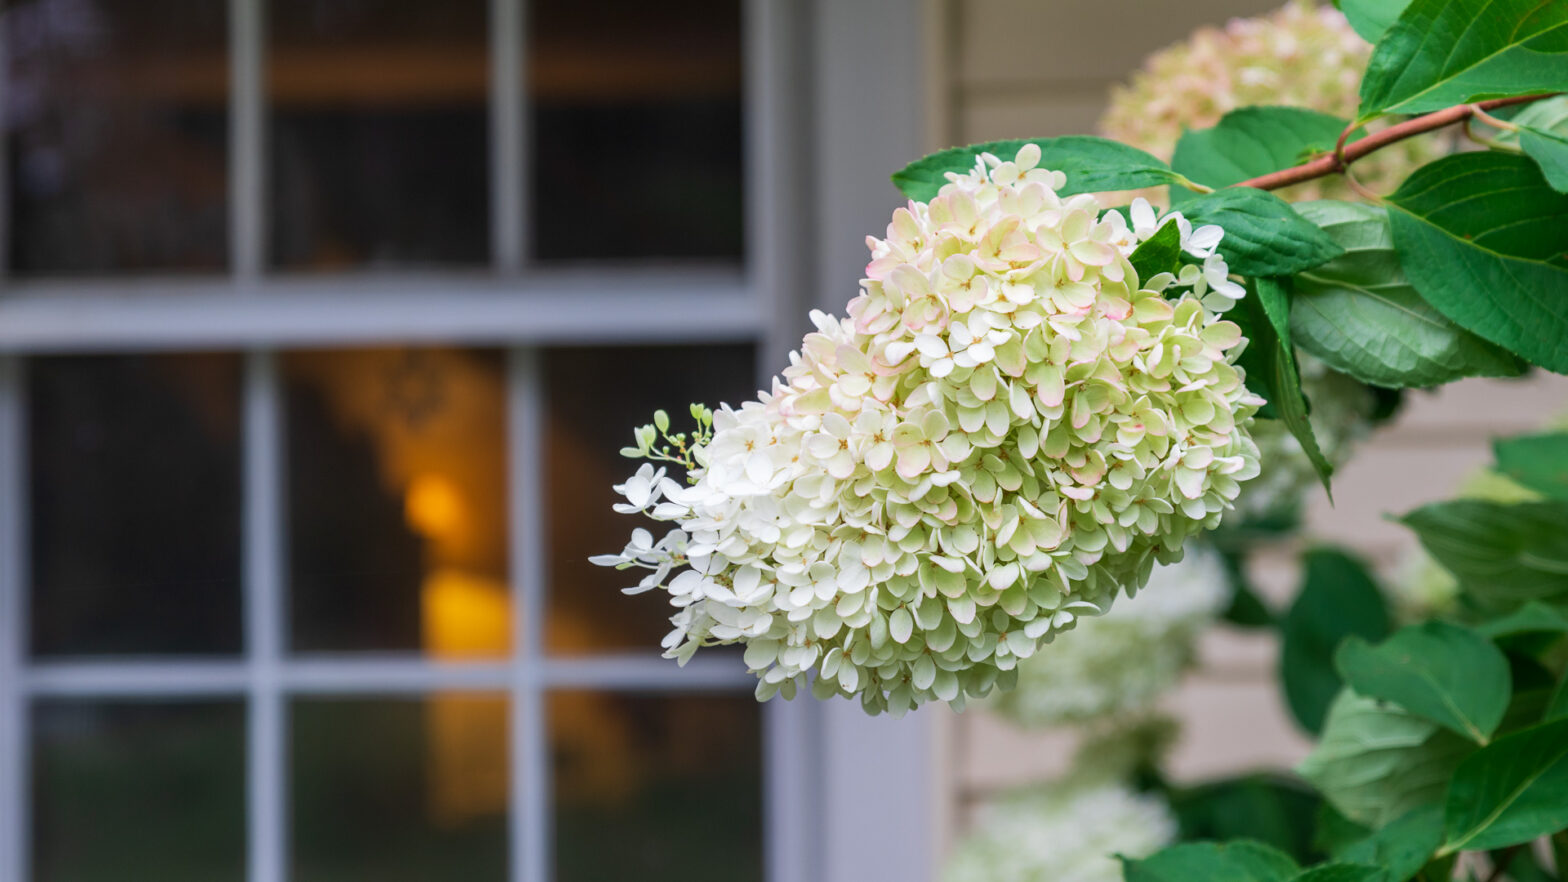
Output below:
[0,2,940,881]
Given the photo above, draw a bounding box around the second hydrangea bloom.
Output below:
[598,145,1263,715]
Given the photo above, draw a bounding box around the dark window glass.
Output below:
[4,0,229,274]
[29,354,242,656]
[528,0,743,262]
[32,700,246,882]
[551,691,762,882]
[284,348,510,655]
[544,344,755,653]
[268,0,489,270]
[291,696,509,881]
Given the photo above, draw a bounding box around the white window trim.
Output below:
[0,1,941,881]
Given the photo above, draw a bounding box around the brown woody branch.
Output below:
[1231,93,1558,192]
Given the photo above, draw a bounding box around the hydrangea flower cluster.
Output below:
[1099,0,1445,203]
[943,782,1176,882]
[989,543,1228,726]
[595,145,1263,715]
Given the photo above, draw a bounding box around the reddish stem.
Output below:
[1232,93,1557,192]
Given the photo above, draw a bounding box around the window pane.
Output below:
[528,0,743,262]
[30,354,242,656]
[551,691,762,882]
[292,696,509,881]
[5,0,228,274]
[269,0,489,270]
[32,700,246,882]
[285,348,510,655]
[545,344,755,654]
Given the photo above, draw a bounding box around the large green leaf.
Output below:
[1358,0,1568,118]
[1399,500,1568,611]
[890,136,1180,203]
[1122,841,1300,882]
[1332,804,1444,882]
[1298,690,1475,829]
[1335,622,1511,744]
[1171,107,1348,203]
[1334,0,1413,43]
[1442,718,1568,853]
[1180,189,1343,277]
[1494,432,1568,501]
[1255,278,1334,493]
[1170,775,1323,864]
[1386,152,1568,375]
[1289,201,1525,388]
[1281,550,1392,734]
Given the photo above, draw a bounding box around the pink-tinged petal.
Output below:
[895,444,931,479]
[1035,364,1065,408]
[1069,239,1115,266]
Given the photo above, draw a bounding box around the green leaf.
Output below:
[1358,0,1568,118]
[1333,804,1444,882]
[1288,201,1525,388]
[1289,865,1382,882]
[1129,218,1184,284]
[1316,803,1373,858]
[1335,622,1511,743]
[1171,107,1349,203]
[1494,432,1568,501]
[1442,718,1568,853]
[1298,690,1476,829]
[1547,675,1568,723]
[1520,126,1568,193]
[889,136,1180,203]
[1281,549,1392,734]
[1170,775,1323,864]
[1334,0,1414,43]
[1386,152,1568,375]
[1507,95,1568,139]
[1399,500,1568,611]
[1122,840,1300,882]
[1180,189,1344,277]
[1254,278,1334,493]
[1478,601,1568,638]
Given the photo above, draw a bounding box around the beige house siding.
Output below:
[927,0,1568,852]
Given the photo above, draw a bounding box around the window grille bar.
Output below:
[19,654,753,696]
[490,0,526,273]
[0,357,29,882]
[244,350,286,882]
[231,0,266,280]
[0,274,759,353]
[508,348,548,882]
[745,2,820,880]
